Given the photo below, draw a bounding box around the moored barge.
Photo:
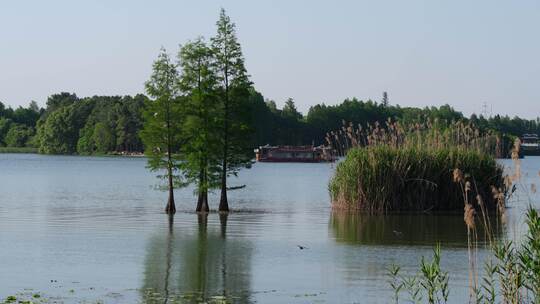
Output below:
[521,134,540,156]
[255,145,335,162]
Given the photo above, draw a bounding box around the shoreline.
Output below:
[0,148,146,158]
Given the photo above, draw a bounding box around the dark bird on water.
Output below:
[297,245,309,250]
[392,230,403,237]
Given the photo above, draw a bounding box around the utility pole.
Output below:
[481,102,492,118]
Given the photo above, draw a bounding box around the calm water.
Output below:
[0,154,538,303]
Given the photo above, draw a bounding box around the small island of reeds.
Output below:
[328,120,510,214]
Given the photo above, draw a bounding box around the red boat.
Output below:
[254,145,335,163]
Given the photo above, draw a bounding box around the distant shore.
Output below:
[0,147,145,157]
[0,147,38,154]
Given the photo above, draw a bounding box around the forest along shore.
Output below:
[1,94,540,158]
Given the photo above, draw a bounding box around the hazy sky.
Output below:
[1,0,539,118]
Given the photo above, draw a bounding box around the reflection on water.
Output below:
[330,212,504,247]
[142,214,252,304]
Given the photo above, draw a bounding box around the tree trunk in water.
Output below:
[165,187,176,214]
[219,163,229,212]
[219,74,230,213]
[196,190,209,213]
[196,167,209,212]
[165,166,176,214]
[201,191,209,212]
[196,192,203,212]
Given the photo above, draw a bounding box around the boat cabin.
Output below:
[254,145,334,162]
[520,134,540,156]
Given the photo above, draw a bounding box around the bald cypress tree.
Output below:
[140,48,185,214]
[178,38,221,212]
[211,9,253,212]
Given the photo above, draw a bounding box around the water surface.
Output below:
[0,154,537,303]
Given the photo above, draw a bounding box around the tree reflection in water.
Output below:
[142,213,252,304]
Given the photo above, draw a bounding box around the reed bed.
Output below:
[330,146,504,213]
[328,120,507,213]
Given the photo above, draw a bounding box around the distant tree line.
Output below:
[2,92,540,153]
[33,93,147,155]
[2,91,540,153]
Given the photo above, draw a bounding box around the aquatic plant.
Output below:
[387,244,449,304]
[387,264,404,304]
[329,146,504,213]
[388,205,540,304]
[328,118,507,213]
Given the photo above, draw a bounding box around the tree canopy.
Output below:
[140,48,185,214]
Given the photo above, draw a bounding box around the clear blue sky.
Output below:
[1,0,539,118]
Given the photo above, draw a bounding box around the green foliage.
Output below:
[388,245,448,304]
[0,117,13,146]
[282,98,302,121]
[37,102,92,154]
[212,8,254,174]
[92,122,115,153]
[4,124,34,147]
[519,206,540,301]
[382,91,389,107]
[0,101,41,148]
[11,104,41,127]
[419,244,450,304]
[44,92,78,114]
[211,9,254,209]
[476,259,497,304]
[178,38,222,198]
[34,94,146,155]
[387,264,404,304]
[140,48,186,190]
[76,123,95,154]
[493,241,525,303]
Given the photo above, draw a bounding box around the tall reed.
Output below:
[328,119,506,213]
[329,146,504,213]
[326,119,505,158]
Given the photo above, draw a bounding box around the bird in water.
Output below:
[392,230,403,237]
[297,245,309,250]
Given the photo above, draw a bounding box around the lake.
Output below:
[0,154,537,303]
